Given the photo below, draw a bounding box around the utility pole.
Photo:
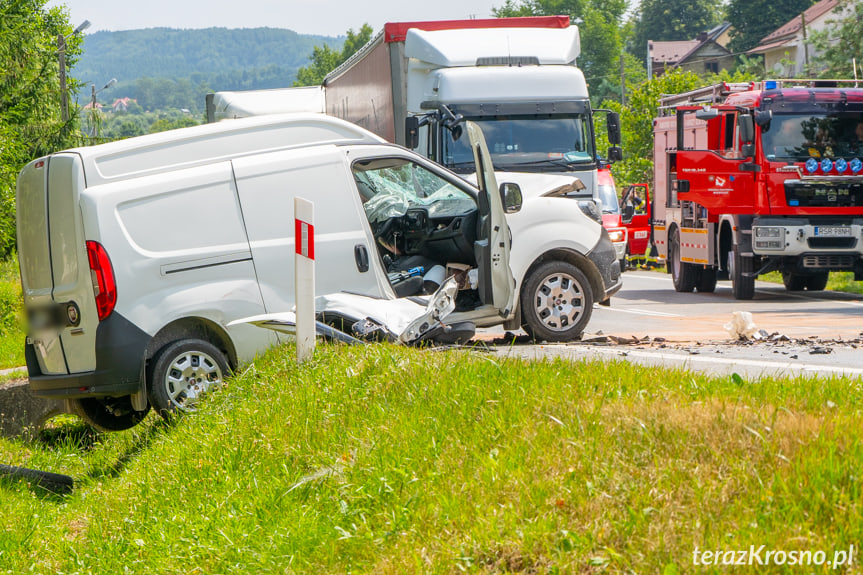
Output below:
[620,54,626,106]
[57,21,91,125]
[801,12,810,76]
[58,34,68,123]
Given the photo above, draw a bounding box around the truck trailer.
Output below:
[322,16,621,199]
[653,80,863,299]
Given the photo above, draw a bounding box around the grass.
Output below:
[0,255,24,370]
[1,343,861,573]
[759,270,863,294]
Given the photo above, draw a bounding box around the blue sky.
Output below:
[46,0,508,37]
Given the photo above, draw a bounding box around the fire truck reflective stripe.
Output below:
[681,243,708,249]
[295,219,315,260]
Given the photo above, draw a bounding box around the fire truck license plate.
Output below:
[814,226,852,237]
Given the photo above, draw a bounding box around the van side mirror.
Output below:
[606,111,621,145]
[499,183,523,214]
[607,146,623,163]
[405,116,419,149]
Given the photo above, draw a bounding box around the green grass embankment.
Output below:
[1,343,861,573]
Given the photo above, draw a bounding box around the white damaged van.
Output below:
[17,114,619,431]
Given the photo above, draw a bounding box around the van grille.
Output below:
[802,255,856,268]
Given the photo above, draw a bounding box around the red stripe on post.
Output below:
[295,219,315,260]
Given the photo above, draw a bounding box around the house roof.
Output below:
[746,37,794,55]
[650,40,700,64]
[759,0,839,45]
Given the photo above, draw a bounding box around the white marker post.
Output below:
[294,197,315,363]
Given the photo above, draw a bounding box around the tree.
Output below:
[294,24,374,86]
[629,0,723,64]
[809,0,863,78]
[597,68,756,187]
[492,0,631,105]
[0,0,83,256]
[726,0,814,54]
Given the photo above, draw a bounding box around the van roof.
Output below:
[63,113,385,187]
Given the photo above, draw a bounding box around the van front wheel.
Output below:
[521,261,593,342]
[147,339,230,419]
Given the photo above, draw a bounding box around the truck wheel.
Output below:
[70,397,150,432]
[729,247,755,300]
[670,229,697,292]
[783,271,829,291]
[805,272,829,291]
[696,267,717,293]
[521,261,593,342]
[147,339,230,419]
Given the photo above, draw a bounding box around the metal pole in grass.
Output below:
[294,197,315,363]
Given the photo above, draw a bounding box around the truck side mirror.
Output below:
[499,183,523,214]
[754,110,772,127]
[405,116,419,149]
[607,146,623,163]
[622,203,635,223]
[741,143,755,158]
[606,112,621,145]
[738,114,754,143]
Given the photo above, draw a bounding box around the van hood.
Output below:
[463,171,589,201]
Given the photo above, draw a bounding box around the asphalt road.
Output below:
[489,270,863,380]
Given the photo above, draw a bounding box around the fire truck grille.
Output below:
[802,254,856,268]
[784,181,863,207]
[806,237,858,249]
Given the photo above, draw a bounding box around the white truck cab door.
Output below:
[466,121,515,316]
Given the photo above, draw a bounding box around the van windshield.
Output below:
[353,158,475,224]
[441,114,595,174]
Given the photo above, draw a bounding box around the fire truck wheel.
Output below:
[782,271,828,291]
[670,229,697,292]
[521,261,594,342]
[729,247,755,300]
[696,267,717,293]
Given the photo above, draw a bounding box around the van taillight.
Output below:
[86,241,117,321]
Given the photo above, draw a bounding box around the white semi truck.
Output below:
[322,16,622,198]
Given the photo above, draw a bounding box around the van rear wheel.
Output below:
[70,397,150,432]
[521,261,593,342]
[147,339,230,419]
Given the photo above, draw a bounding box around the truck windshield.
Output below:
[762,113,863,161]
[441,114,595,173]
[597,182,620,214]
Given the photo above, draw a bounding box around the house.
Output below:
[112,97,137,112]
[747,0,847,76]
[648,23,735,77]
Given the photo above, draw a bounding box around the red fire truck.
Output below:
[653,80,863,299]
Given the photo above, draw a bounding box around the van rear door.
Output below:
[17,154,99,374]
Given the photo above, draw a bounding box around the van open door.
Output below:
[466,122,515,316]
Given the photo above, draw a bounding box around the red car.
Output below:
[597,169,628,271]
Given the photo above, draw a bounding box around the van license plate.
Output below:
[814,226,851,237]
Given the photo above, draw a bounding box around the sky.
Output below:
[45,0,509,37]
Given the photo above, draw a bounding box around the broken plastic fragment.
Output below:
[724,311,759,340]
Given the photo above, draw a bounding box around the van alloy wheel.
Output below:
[521,261,593,342]
[148,339,230,418]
